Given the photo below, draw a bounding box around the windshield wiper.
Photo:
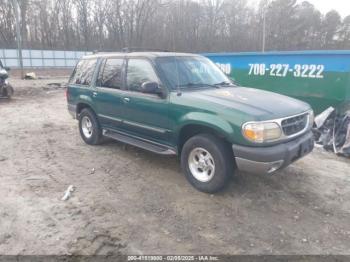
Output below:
[214,81,235,86]
[177,83,220,89]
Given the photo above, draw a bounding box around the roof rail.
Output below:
[122,47,170,53]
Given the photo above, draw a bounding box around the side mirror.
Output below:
[141,81,161,94]
[4,67,10,71]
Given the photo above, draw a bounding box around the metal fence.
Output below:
[0,49,92,68]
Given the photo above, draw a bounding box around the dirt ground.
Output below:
[0,77,349,256]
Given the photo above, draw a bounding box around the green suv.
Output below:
[67,52,314,193]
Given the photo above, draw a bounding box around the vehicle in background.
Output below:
[66,51,314,193]
[205,51,350,115]
[0,59,14,99]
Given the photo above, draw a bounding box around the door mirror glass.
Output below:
[141,81,160,94]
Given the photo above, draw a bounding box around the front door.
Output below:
[122,58,171,145]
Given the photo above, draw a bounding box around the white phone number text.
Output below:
[248,63,324,78]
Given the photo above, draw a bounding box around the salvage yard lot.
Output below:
[0,77,349,255]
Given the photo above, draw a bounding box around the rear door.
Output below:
[121,58,171,144]
[93,57,127,130]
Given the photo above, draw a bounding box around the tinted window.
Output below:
[69,59,97,86]
[97,58,124,89]
[69,61,82,84]
[126,59,158,92]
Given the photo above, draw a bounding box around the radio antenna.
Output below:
[172,2,181,96]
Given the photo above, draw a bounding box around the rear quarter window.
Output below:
[69,59,97,86]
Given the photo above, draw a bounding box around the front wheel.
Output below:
[181,134,234,193]
[1,84,14,98]
[5,84,14,98]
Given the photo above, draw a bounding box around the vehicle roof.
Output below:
[83,51,202,59]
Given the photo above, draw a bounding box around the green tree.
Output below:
[294,1,322,49]
[321,10,341,48]
[264,0,299,50]
[338,15,350,49]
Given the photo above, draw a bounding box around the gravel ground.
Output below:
[0,78,349,255]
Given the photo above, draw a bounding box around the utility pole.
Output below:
[12,0,24,79]
[262,10,266,52]
[262,0,271,53]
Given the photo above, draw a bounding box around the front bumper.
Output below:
[232,131,314,174]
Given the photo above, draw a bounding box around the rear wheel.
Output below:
[181,134,233,193]
[78,108,103,145]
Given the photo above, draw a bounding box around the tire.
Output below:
[181,133,234,193]
[5,85,14,99]
[78,108,103,145]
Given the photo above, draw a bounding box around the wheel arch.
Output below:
[177,121,234,154]
[76,102,96,119]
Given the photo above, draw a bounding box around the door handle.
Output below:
[92,91,98,97]
[123,97,130,103]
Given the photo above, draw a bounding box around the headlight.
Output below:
[308,110,314,128]
[242,122,282,143]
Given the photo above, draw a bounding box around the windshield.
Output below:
[156,56,233,90]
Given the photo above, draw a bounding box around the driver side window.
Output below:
[126,59,158,92]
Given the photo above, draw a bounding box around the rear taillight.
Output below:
[65,88,69,100]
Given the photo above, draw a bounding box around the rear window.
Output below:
[69,59,97,86]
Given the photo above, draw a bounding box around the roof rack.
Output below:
[122,47,170,53]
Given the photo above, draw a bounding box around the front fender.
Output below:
[176,112,235,142]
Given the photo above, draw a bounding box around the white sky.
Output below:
[248,0,350,18]
[300,0,350,18]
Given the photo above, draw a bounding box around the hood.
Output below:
[183,87,311,120]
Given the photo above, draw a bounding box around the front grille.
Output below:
[281,113,308,136]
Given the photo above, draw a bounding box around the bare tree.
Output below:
[0,0,16,47]
[0,0,348,52]
[75,0,91,50]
